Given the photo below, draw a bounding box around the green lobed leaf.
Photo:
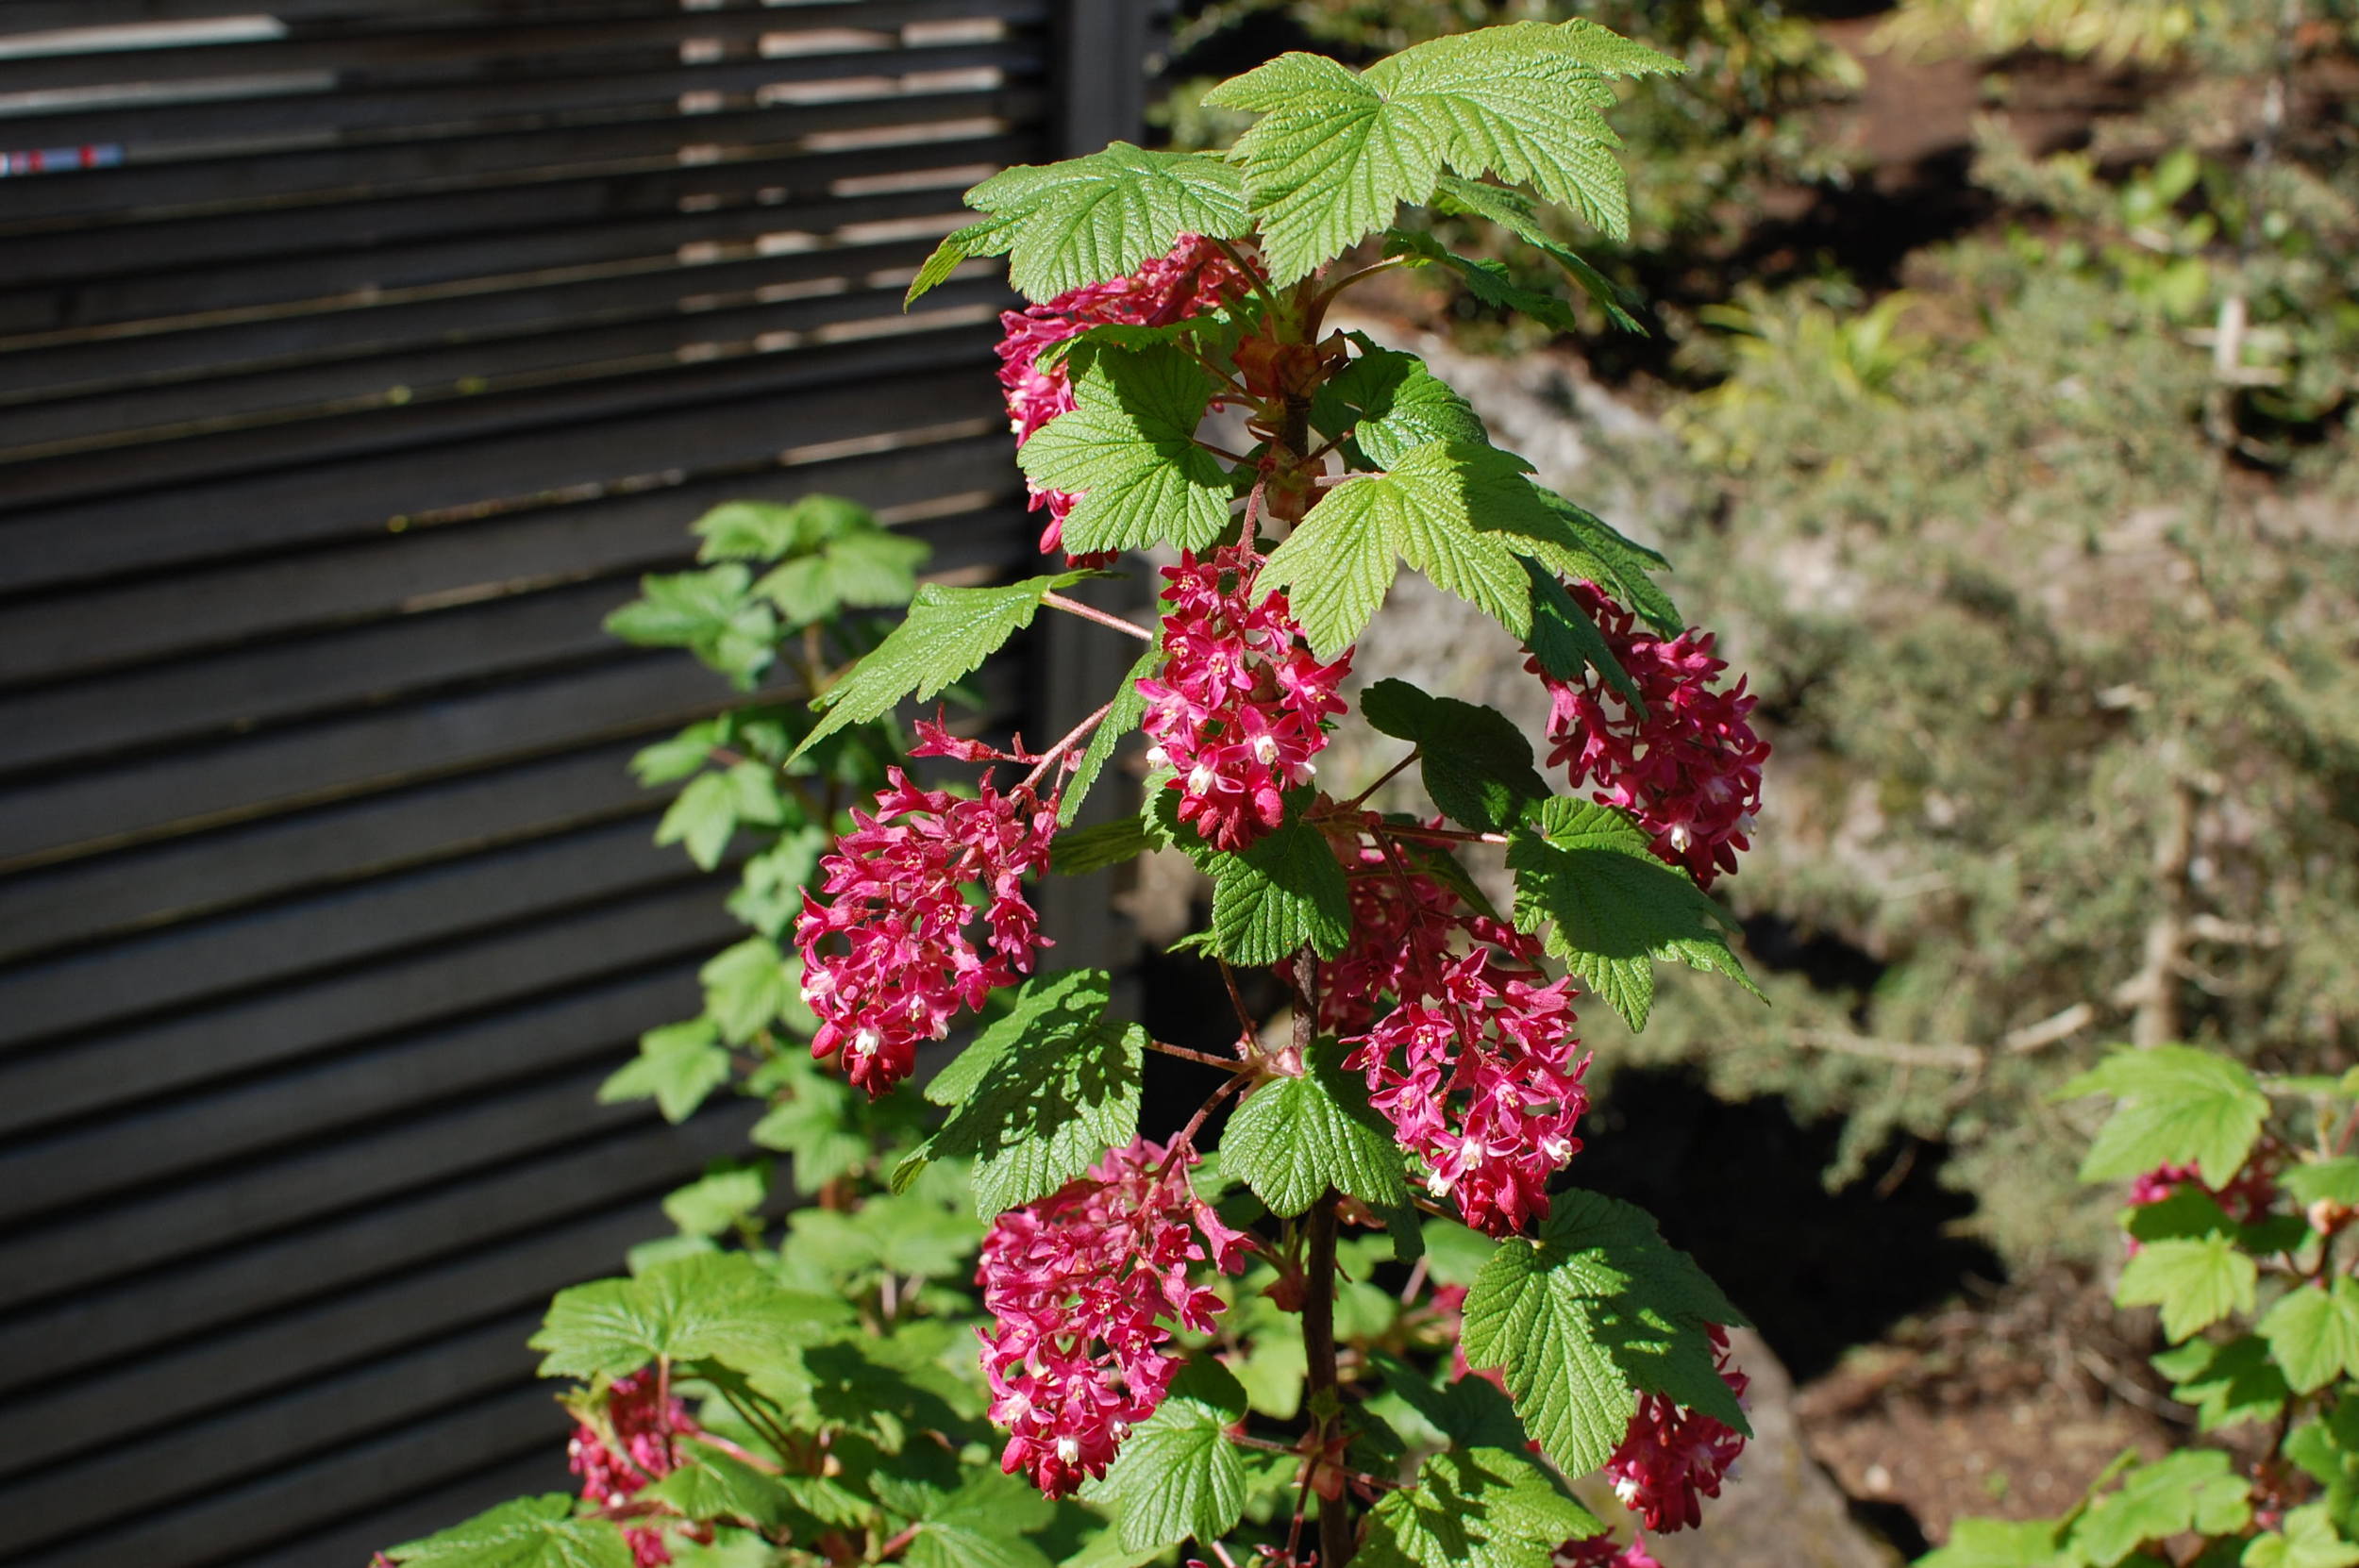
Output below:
[1207,817,1354,966]
[1085,1359,1251,1552]
[1915,1518,2069,1568]
[643,1441,809,1531]
[2116,1235,2257,1343]
[662,1165,767,1239]
[1375,1356,1529,1454]
[962,143,1251,301]
[1356,1447,1601,1568]
[1430,175,1644,333]
[1521,560,1644,707]
[693,493,875,563]
[1221,1037,1410,1217]
[605,565,778,691]
[1360,677,1549,833]
[2152,1335,2290,1431]
[1505,797,1761,1031]
[895,1472,1058,1568]
[699,937,794,1046]
[631,721,722,787]
[899,969,1142,1216]
[600,1018,731,1124]
[1258,440,1564,657]
[2243,1504,2359,1568]
[2064,1045,2270,1190]
[1203,20,1680,284]
[906,216,1014,308]
[1384,227,1593,339]
[2263,1278,2359,1394]
[1060,631,1163,829]
[792,573,1093,761]
[749,1077,870,1195]
[529,1252,846,1380]
[1016,346,1233,556]
[2068,1449,2253,1567]
[655,772,740,872]
[1481,486,1681,639]
[2284,1159,2359,1209]
[1051,816,1155,876]
[1460,1190,1749,1479]
[1311,345,1489,469]
[381,1495,632,1568]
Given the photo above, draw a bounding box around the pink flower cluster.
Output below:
[996,236,1259,558]
[1529,580,1768,888]
[1137,545,1352,852]
[2129,1157,2277,1222]
[795,769,1056,1096]
[1325,837,1589,1237]
[977,1138,1254,1496]
[1557,1535,1664,1568]
[1600,1325,1749,1534]
[568,1371,706,1568]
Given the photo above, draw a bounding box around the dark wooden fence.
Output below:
[0,4,1142,1562]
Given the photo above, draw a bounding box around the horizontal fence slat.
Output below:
[1,1197,669,1485]
[0,35,1044,159]
[239,1448,577,1568]
[0,342,1006,590]
[0,1104,753,1392]
[0,84,1036,236]
[0,813,682,1049]
[0,437,1019,685]
[0,962,694,1227]
[0,743,647,964]
[0,0,693,35]
[4,274,1012,461]
[0,653,718,868]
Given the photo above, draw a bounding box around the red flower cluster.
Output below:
[1529,580,1768,888]
[1600,1326,1749,1534]
[1326,836,1589,1237]
[995,236,1259,558]
[795,769,1056,1096]
[977,1139,1254,1496]
[1138,545,1353,853]
[2129,1156,2277,1222]
[568,1371,706,1568]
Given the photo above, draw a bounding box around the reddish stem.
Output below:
[1041,591,1154,642]
[1020,698,1116,791]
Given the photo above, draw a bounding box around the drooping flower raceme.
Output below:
[978,1138,1254,1497]
[1599,1325,1749,1534]
[569,1370,705,1568]
[996,236,1259,558]
[1529,580,1769,888]
[1325,835,1590,1237]
[1556,1534,1665,1568]
[1137,545,1353,853]
[796,768,1056,1096]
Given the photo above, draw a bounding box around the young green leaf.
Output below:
[1482,486,1680,639]
[2243,1504,2359,1568]
[1016,346,1233,556]
[530,1252,845,1380]
[1051,816,1155,876]
[1203,20,1681,284]
[1207,817,1354,966]
[2261,1278,2359,1394]
[2150,1335,2289,1431]
[1359,677,1550,832]
[2115,1234,2256,1342]
[379,1494,632,1568]
[1914,1518,2068,1568]
[1221,1039,1410,1217]
[662,1165,767,1239]
[959,144,1251,302]
[1521,560,1644,706]
[693,493,874,563]
[655,771,741,872]
[1430,175,1643,333]
[1311,346,1490,469]
[1085,1359,1251,1552]
[906,215,1014,308]
[2282,1159,2359,1209]
[1060,631,1163,828]
[2063,1045,2270,1190]
[1257,440,1565,656]
[2066,1449,2252,1567]
[899,969,1143,1217]
[1460,1190,1749,1478]
[1384,228,1592,338]
[895,1472,1058,1568]
[600,1018,731,1124]
[1505,797,1761,1031]
[606,565,778,690]
[1356,1447,1601,1568]
[792,573,1092,761]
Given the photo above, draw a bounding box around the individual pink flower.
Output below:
[1557,1534,1665,1568]
[1528,581,1768,888]
[795,768,1056,1096]
[996,235,1259,558]
[1137,544,1352,853]
[978,1138,1254,1496]
[569,1370,705,1568]
[1600,1326,1749,1533]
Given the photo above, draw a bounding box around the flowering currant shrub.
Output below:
[1926,1047,2359,1568]
[375,21,1784,1568]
